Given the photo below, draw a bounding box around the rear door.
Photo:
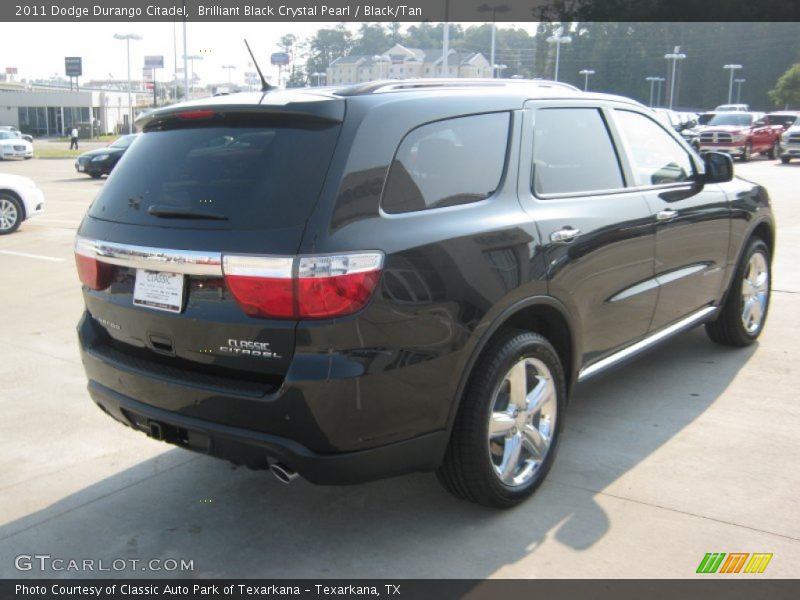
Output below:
[76,109,343,382]
[610,108,730,331]
[519,102,657,367]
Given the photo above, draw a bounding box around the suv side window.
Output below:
[614,110,694,187]
[532,107,624,196]
[382,112,510,214]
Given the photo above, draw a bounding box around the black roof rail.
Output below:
[335,78,581,96]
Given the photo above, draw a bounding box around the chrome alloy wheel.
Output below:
[741,251,769,334]
[487,357,557,487]
[0,198,19,232]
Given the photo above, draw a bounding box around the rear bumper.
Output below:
[87,380,448,485]
[78,312,451,483]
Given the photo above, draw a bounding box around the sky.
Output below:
[0,21,535,86]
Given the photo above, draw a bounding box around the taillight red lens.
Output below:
[74,238,115,290]
[74,254,115,290]
[222,256,295,319]
[176,109,217,120]
[222,253,384,320]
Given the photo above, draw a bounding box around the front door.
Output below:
[610,109,730,331]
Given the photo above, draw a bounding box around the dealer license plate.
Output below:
[133,269,185,313]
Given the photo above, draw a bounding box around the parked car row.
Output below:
[653,107,799,162]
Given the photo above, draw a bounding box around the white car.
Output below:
[0,130,34,160]
[0,174,45,234]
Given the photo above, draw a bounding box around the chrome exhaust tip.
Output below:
[269,462,299,484]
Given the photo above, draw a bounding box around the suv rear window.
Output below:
[88,121,340,230]
[382,112,510,214]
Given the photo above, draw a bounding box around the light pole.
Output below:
[222,65,236,85]
[547,31,572,82]
[478,4,510,79]
[723,64,743,104]
[113,33,141,134]
[579,68,595,91]
[183,54,203,95]
[645,76,661,107]
[734,78,746,104]
[664,46,686,110]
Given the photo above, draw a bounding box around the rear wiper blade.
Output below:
[147,205,228,220]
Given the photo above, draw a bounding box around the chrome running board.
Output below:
[577,306,718,382]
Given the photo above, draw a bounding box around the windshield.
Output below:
[0,131,17,140]
[769,114,799,129]
[88,121,341,230]
[109,134,137,149]
[708,114,754,127]
[698,113,716,125]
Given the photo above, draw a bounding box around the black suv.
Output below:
[75,80,774,507]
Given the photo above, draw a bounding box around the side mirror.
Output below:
[701,151,734,184]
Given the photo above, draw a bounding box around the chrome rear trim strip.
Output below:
[75,236,223,276]
[577,305,717,382]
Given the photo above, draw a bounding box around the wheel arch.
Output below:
[447,296,578,434]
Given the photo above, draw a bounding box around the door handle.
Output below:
[656,209,679,221]
[550,227,581,243]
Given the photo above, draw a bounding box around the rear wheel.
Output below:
[437,330,566,508]
[0,193,23,235]
[90,173,102,179]
[706,238,770,346]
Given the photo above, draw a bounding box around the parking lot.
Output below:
[0,156,798,579]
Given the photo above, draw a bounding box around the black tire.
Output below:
[739,142,752,162]
[769,142,780,160]
[705,238,771,347]
[89,173,102,179]
[781,156,791,164]
[437,330,566,508]
[0,193,23,235]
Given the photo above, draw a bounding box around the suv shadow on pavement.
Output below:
[0,329,756,578]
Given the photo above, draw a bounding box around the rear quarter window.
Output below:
[381,112,510,214]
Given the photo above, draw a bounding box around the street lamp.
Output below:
[645,76,665,107]
[664,46,686,110]
[579,68,595,91]
[222,65,236,84]
[734,78,746,104]
[183,54,203,95]
[477,3,510,79]
[547,31,572,82]
[723,64,743,104]
[113,33,142,135]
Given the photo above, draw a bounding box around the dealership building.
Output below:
[0,82,150,137]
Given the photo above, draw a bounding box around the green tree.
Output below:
[306,25,353,75]
[350,24,392,56]
[769,63,800,109]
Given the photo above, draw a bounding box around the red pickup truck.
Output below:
[698,112,783,161]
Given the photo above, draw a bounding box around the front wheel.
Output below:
[706,238,771,346]
[437,330,566,508]
[739,142,752,162]
[769,142,780,159]
[781,156,791,164]
[0,193,23,235]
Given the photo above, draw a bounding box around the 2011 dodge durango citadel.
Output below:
[75,80,774,507]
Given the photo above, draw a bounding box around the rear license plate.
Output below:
[133,269,185,313]
[77,165,84,171]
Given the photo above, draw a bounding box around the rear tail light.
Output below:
[222,252,383,320]
[74,238,115,290]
